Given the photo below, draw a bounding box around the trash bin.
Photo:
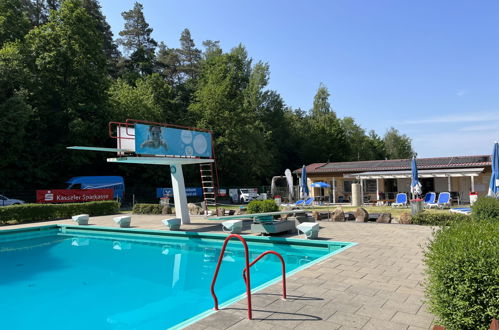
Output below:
[410,199,423,215]
[274,195,281,206]
[160,197,169,206]
[469,192,478,205]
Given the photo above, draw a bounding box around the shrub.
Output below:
[247,200,279,214]
[411,212,469,225]
[472,197,499,221]
[132,203,163,214]
[0,201,120,224]
[424,220,499,329]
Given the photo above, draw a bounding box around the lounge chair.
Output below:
[392,193,408,207]
[450,207,471,215]
[304,197,314,207]
[427,192,451,209]
[294,199,305,207]
[423,192,436,208]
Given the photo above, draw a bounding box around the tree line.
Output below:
[0,0,415,192]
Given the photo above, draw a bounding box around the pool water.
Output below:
[0,226,352,329]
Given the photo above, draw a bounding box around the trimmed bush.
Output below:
[472,197,499,221]
[247,200,279,214]
[132,203,163,214]
[0,201,120,224]
[411,212,469,225]
[424,220,499,329]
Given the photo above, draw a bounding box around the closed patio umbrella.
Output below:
[311,181,331,203]
[487,142,499,198]
[410,156,422,199]
[300,165,309,199]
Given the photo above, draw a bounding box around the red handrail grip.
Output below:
[210,234,253,319]
[242,250,287,300]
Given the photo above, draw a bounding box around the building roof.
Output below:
[295,155,491,175]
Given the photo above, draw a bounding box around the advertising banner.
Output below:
[156,187,203,198]
[135,124,212,157]
[36,189,113,203]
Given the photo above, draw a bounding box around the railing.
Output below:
[210,234,287,320]
[242,250,287,300]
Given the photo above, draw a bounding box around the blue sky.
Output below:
[99,0,499,158]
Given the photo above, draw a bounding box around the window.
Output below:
[344,180,352,193]
[365,180,377,193]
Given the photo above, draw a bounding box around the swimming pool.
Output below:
[0,225,355,329]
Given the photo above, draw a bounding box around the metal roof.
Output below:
[295,155,491,175]
[344,168,485,179]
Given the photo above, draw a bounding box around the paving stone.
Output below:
[327,311,370,328]
[391,311,434,328]
[355,305,397,321]
[362,318,409,330]
[382,300,422,314]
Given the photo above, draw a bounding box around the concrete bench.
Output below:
[113,216,131,228]
[296,222,320,239]
[72,214,89,225]
[162,218,181,231]
[222,220,243,234]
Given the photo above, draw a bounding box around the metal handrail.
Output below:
[242,250,287,300]
[210,234,253,319]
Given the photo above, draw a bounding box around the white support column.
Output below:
[447,175,452,192]
[360,179,364,205]
[170,164,190,224]
[332,178,336,204]
[470,175,475,192]
[376,178,380,202]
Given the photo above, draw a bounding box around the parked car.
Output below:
[0,194,25,206]
[239,189,260,203]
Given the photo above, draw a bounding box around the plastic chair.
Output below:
[423,192,436,208]
[427,192,451,209]
[392,193,408,207]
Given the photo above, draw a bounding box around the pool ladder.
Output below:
[210,234,287,320]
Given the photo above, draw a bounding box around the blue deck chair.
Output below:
[304,197,314,207]
[427,192,451,209]
[294,199,305,207]
[392,193,408,207]
[423,192,436,208]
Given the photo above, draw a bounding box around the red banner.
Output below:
[36,189,113,203]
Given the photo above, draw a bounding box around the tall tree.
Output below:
[312,82,334,117]
[117,2,157,78]
[383,127,415,159]
[178,28,201,80]
[23,0,110,184]
[0,0,31,46]
[81,0,120,76]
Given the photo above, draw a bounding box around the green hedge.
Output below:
[424,220,499,329]
[0,201,120,224]
[132,203,163,214]
[247,200,279,214]
[411,212,469,225]
[472,197,499,221]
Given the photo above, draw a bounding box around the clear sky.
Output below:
[99,0,499,158]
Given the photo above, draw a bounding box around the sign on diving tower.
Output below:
[67,119,217,224]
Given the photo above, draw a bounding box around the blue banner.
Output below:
[157,188,203,198]
[135,124,212,157]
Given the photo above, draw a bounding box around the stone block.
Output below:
[376,213,392,223]
[355,208,369,222]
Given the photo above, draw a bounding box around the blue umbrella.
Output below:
[310,182,331,188]
[410,156,422,199]
[300,165,309,198]
[488,142,499,198]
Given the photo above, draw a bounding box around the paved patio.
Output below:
[1,214,436,329]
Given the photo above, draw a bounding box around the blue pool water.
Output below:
[0,226,352,329]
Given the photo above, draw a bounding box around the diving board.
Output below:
[208,209,307,221]
[67,146,134,153]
